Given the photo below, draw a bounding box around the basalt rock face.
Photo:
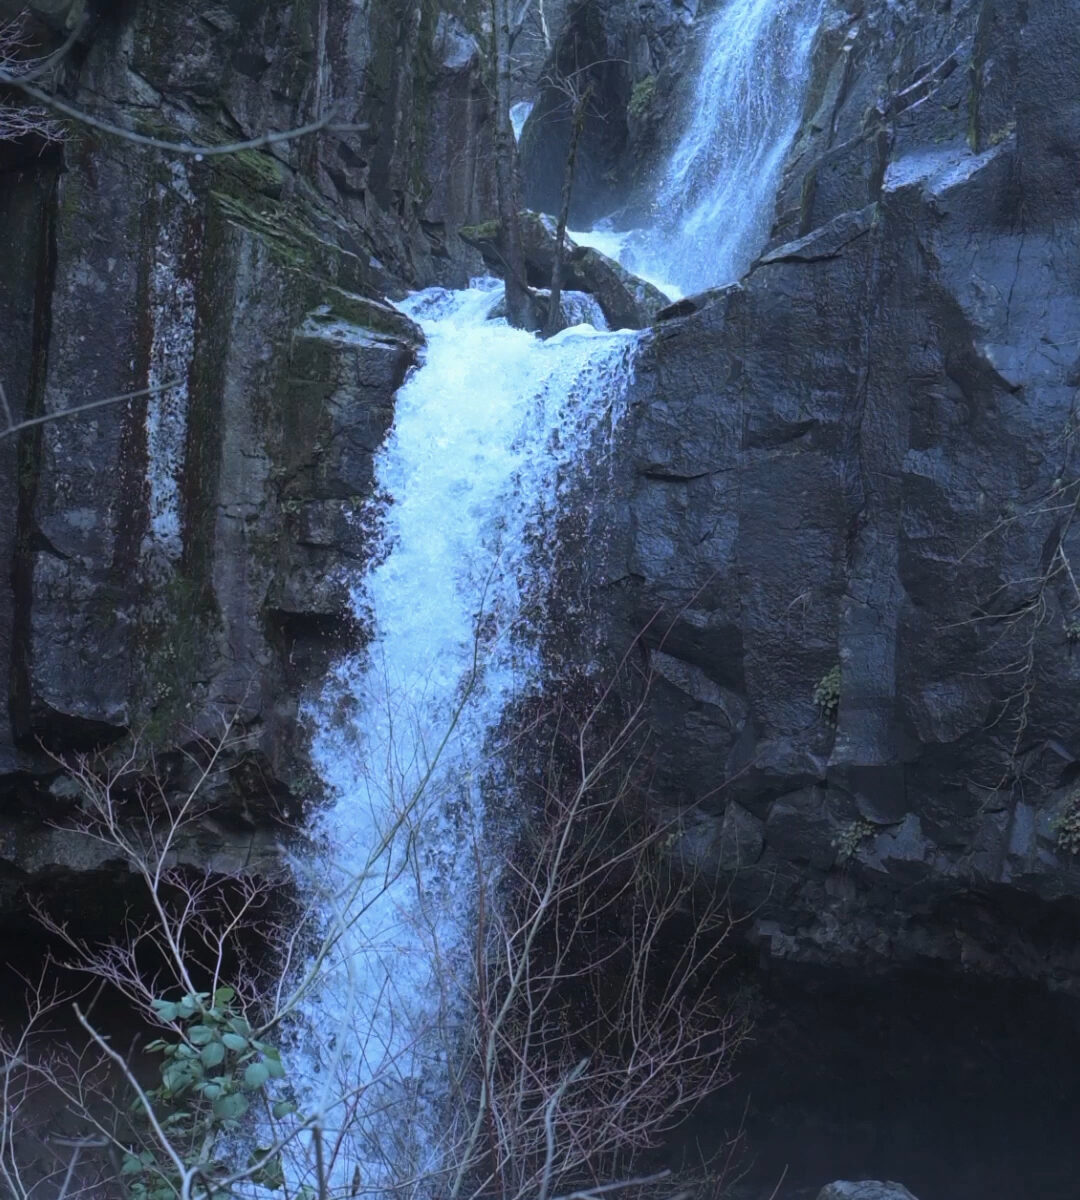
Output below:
[520,0,700,225]
[596,0,1080,991]
[0,0,492,922]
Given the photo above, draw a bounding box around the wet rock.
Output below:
[462,212,667,327]
[588,0,1080,990]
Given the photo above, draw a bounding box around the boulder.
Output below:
[462,212,668,328]
[817,1185,919,1200]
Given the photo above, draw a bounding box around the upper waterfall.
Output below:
[577,0,824,298]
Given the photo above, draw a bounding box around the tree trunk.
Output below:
[544,86,590,339]
[493,0,537,331]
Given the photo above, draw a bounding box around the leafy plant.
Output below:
[627,75,658,122]
[832,818,875,864]
[125,986,296,1199]
[814,664,841,721]
[1052,794,1080,855]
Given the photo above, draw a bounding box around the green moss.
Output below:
[460,218,500,242]
[211,148,287,199]
[137,572,220,743]
[627,75,658,123]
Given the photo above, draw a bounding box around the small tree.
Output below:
[492,0,539,332]
[0,8,65,144]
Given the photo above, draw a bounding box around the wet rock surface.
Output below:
[0,0,465,918]
[817,1186,919,1200]
[592,0,1080,990]
[462,211,668,328]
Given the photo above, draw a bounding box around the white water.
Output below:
[577,0,824,298]
[289,282,637,1192]
[510,99,535,142]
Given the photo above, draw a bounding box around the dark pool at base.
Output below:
[668,963,1080,1200]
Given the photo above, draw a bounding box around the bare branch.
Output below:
[3,74,367,156]
[0,379,181,440]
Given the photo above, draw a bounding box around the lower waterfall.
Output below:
[288,282,638,1191]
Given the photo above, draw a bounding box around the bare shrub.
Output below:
[0,11,64,145]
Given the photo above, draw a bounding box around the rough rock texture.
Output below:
[0,0,492,922]
[595,0,1080,991]
[463,211,668,327]
[520,0,699,224]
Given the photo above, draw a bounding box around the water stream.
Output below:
[290,285,637,1189]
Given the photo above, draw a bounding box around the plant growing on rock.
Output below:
[1051,793,1080,856]
[814,664,842,722]
[832,818,875,864]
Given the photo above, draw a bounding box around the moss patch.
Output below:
[627,75,658,123]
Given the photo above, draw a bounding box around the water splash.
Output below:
[290,282,638,1191]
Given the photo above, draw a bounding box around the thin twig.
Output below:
[0,380,180,440]
[1,75,366,156]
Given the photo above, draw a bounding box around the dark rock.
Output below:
[817,1186,919,1200]
[589,0,1080,991]
[520,0,699,224]
[462,212,667,327]
[0,0,443,918]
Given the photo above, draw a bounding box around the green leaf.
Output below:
[265,1056,286,1079]
[227,1015,251,1037]
[121,1153,144,1175]
[249,1147,285,1190]
[177,995,200,1019]
[213,1092,249,1121]
[198,1081,223,1100]
[144,1038,169,1052]
[222,1032,248,1052]
[213,986,236,1005]
[243,1061,270,1090]
[272,1099,297,1119]
[150,999,180,1022]
[162,1062,192,1096]
[188,1024,215,1046]
[201,1041,226,1069]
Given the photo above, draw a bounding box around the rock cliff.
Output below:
[596,0,1080,990]
[0,0,494,925]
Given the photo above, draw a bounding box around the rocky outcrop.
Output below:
[593,0,1080,991]
[818,1186,919,1200]
[463,211,668,327]
[519,0,698,223]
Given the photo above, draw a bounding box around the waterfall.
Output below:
[283,2,823,1186]
[576,0,824,298]
[289,282,638,1191]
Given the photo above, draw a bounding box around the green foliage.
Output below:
[832,817,875,864]
[125,986,296,1198]
[1052,794,1080,855]
[813,664,842,721]
[627,75,658,123]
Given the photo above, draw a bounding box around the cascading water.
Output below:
[287,282,638,1192]
[574,0,824,298]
